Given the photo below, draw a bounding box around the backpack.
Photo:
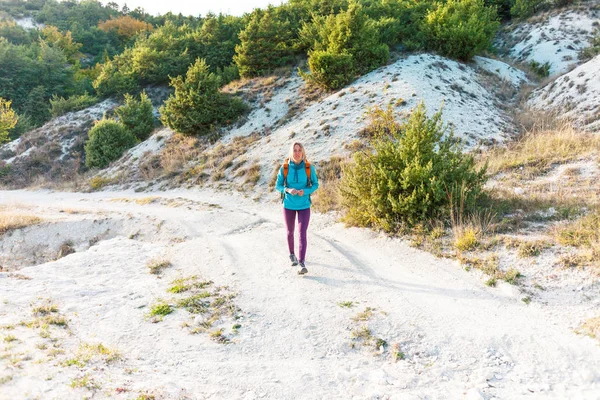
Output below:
[281,158,312,200]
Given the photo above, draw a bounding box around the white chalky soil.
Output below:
[1,189,599,399]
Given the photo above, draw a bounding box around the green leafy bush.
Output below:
[93,60,137,97]
[84,119,136,169]
[115,91,154,140]
[301,2,389,89]
[528,60,550,78]
[0,97,18,144]
[422,0,499,61]
[50,93,99,118]
[160,58,248,136]
[510,0,546,19]
[305,51,355,90]
[341,102,486,231]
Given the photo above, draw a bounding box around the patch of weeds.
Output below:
[503,268,522,285]
[89,176,113,191]
[147,258,171,275]
[209,328,230,344]
[351,325,373,345]
[3,334,17,343]
[352,307,375,322]
[521,296,531,305]
[485,277,497,287]
[337,301,354,308]
[575,317,600,342]
[374,338,387,349]
[555,210,600,248]
[454,227,479,251]
[147,301,173,321]
[63,358,86,368]
[135,394,157,400]
[177,292,211,313]
[32,303,58,316]
[517,240,552,258]
[232,324,242,334]
[70,374,100,390]
[533,282,545,291]
[76,343,121,364]
[390,343,405,361]
[0,375,13,385]
[558,253,588,269]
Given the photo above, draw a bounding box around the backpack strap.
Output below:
[282,158,289,187]
[282,158,312,188]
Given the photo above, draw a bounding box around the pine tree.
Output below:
[159,58,247,136]
[233,8,294,78]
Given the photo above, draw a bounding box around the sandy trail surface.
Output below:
[0,189,599,399]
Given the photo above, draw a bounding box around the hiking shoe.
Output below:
[297,262,308,275]
[289,254,299,266]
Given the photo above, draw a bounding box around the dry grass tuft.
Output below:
[311,156,347,213]
[576,317,600,342]
[0,212,42,235]
[480,120,600,176]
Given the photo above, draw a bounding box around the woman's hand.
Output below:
[287,188,298,195]
[296,189,304,197]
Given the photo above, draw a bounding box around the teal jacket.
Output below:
[275,160,319,210]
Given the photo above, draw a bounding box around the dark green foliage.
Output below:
[306,51,355,90]
[484,0,514,21]
[23,85,50,127]
[422,0,499,61]
[84,118,136,169]
[341,103,486,231]
[115,91,154,141]
[0,20,34,45]
[8,113,34,141]
[234,7,295,78]
[92,59,137,97]
[510,0,546,18]
[195,14,244,72]
[301,2,389,89]
[50,93,98,118]
[159,58,248,136]
[528,60,550,77]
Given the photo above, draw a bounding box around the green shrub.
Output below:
[341,102,486,231]
[529,60,550,78]
[422,0,499,61]
[115,91,154,141]
[50,93,99,118]
[233,7,295,78]
[0,97,18,144]
[93,60,138,97]
[84,119,136,169]
[301,2,389,89]
[305,51,355,90]
[510,0,546,19]
[160,58,248,136]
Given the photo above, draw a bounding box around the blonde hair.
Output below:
[288,142,308,163]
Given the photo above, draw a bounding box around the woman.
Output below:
[275,142,319,275]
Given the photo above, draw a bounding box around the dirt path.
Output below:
[0,189,599,399]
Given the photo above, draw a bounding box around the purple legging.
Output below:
[283,208,311,262]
